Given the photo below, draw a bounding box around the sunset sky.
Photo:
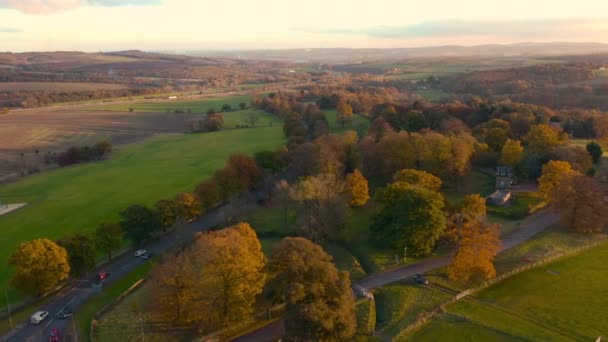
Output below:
[1,0,608,51]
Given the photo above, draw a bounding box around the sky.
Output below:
[1,0,608,52]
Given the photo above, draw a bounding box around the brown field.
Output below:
[0,105,199,180]
[0,82,128,92]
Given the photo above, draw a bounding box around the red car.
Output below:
[49,328,60,342]
[97,272,111,281]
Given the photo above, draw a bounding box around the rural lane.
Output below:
[235,209,560,342]
[1,202,238,342]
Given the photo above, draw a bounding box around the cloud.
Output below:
[0,0,162,14]
[302,18,608,39]
[0,27,21,33]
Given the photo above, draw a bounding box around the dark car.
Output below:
[413,274,429,285]
[49,328,61,342]
[56,307,72,319]
[142,252,153,260]
[97,272,111,281]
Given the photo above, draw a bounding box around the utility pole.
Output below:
[4,285,13,329]
[403,246,407,264]
[72,314,79,342]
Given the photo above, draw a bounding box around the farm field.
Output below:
[323,109,371,136]
[83,94,251,113]
[409,235,608,340]
[0,126,285,301]
[0,82,127,92]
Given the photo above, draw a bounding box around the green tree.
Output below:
[94,222,123,261]
[58,234,97,276]
[586,142,603,164]
[8,239,70,295]
[265,237,356,341]
[119,205,162,244]
[371,182,445,255]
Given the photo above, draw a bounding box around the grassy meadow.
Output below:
[0,126,285,301]
[85,94,250,113]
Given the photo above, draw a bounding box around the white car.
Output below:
[134,249,147,257]
[30,310,49,324]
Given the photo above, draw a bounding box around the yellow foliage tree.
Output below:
[537,160,578,201]
[523,124,565,154]
[345,169,370,207]
[448,221,501,283]
[499,139,524,166]
[393,168,442,191]
[174,192,201,221]
[191,223,266,330]
[336,101,353,127]
[151,252,198,325]
[8,239,70,295]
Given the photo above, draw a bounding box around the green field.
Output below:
[323,109,371,136]
[0,126,285,302]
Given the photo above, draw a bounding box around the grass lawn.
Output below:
[323,109,371,136]
[415,89,451,102]
[404,313,516,342]
[374,284,451,338]
[444,168,495,203]
[0,126,285,304]
[473,242,608,340]
[79,260,156,342]
[85,95,251,113]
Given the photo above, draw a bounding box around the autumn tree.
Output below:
[203,113,224,131]
[174,192,201,221]
[344,169,370,207]
[8,239,70,295]
[151,252,198,325]
[537,160,578,201]
[371,181,445,256]
[215,154,262,200]
[265,237,356,341]
[191,223,266,330]
[448,221,501,282]
[499,139,524,166]
[194,178,222,210]
[550,175,608,233]
[94,222,123,261]
[586,142,603,164]
[58,234,97,276]
[290,173,349,242]
[523,124,565,154]
[155,199,178,231]
[551,145,593,173]
[393,169,442,191]
[336,101,353,127]
[119,204,162,244]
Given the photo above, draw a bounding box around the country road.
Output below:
[235,210,560,342]
[1,201,241,342]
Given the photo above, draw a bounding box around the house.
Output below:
[488,166,514,206]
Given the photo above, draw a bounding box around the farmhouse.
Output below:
[488,166,513,205]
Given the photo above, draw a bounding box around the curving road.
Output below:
[234,210,560,342]
[1,204,234,342]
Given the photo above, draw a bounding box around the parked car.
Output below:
[97,272,111,281]
[57,307,72,319]
[142,252,153,260]
[134,249,147,257]
[413,274,429,285]
[30,310,49,324]
[49,327,61,342]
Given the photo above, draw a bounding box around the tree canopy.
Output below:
[8,239,70,295]
[265,237,356,341]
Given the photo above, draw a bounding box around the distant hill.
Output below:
[185,42,608,62]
